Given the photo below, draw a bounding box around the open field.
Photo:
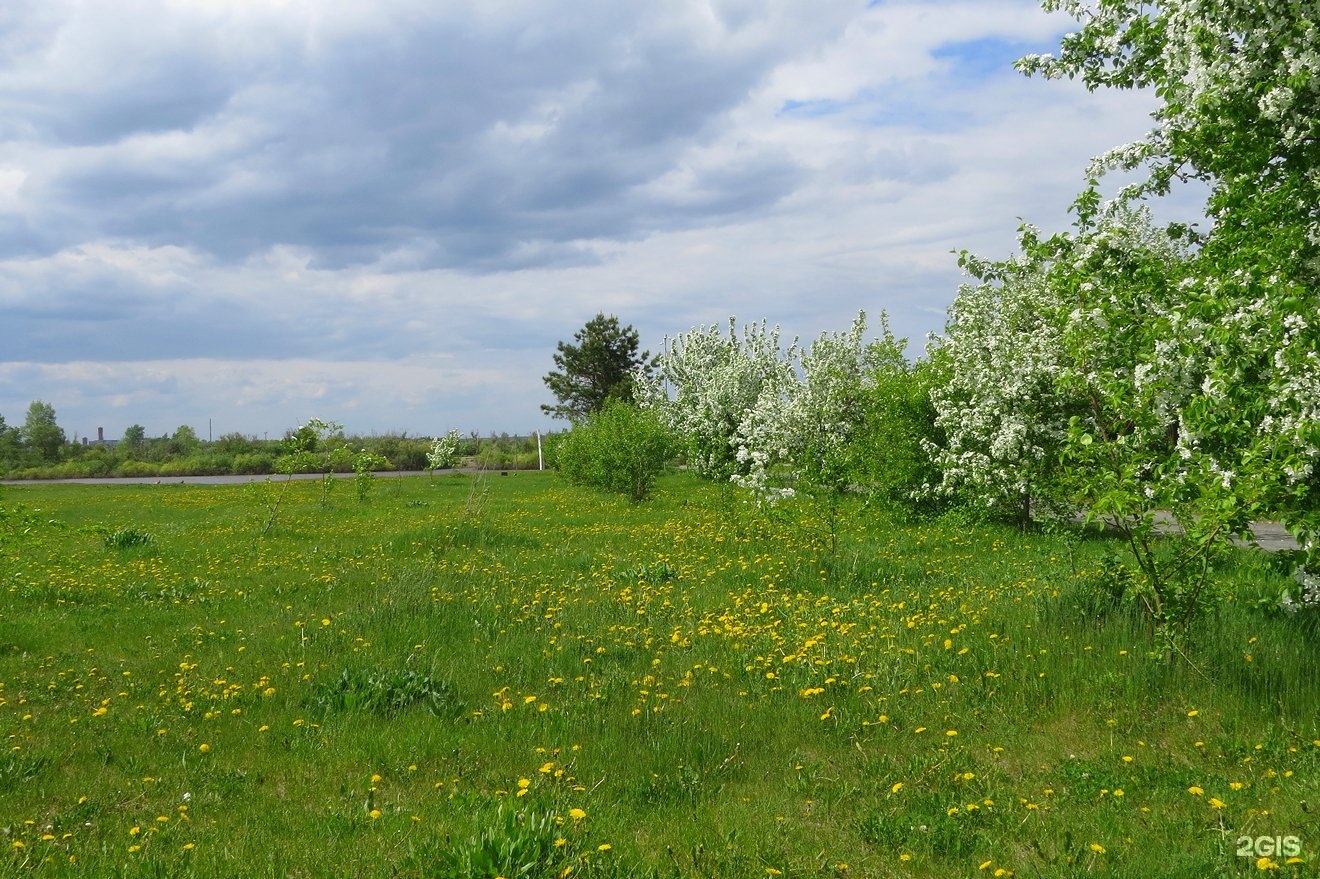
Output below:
[0,473,1316,877]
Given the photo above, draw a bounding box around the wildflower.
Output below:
[1090,843,1106,854]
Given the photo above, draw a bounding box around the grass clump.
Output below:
[311,666,464,719]
[102,526,154,549]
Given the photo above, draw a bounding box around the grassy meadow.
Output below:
[0,472,1316,877]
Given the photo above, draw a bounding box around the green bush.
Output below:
[112,460,161,478]
[555,401,674,502]
[158,454,234,476]
[233,452,277,475]
[848,356,945,514]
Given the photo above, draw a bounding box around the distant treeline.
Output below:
[0,402,546,479]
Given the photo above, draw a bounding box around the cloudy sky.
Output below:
[1,0,1170,441]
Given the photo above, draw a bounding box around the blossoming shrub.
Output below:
[426,430,462,473]
[639,318,796,482]
[925,240,1078,528]
[646,311,937,510]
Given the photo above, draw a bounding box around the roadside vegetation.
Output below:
[0,410,545,480]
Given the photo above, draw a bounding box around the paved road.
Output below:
[1235,521,1301,552]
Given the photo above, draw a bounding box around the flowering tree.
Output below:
[427,430,462,474]
[638,318,797,482]
[1013,0,1320,621]
[644,311,934,528]
[925,236,1077,528]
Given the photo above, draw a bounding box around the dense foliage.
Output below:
[553,400,674,502]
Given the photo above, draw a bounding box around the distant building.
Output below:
[83,427,120,449]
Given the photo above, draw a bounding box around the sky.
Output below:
[0,0,1176,442]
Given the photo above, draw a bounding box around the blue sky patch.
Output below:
[778,98,850,118]
[932,36,1037,78]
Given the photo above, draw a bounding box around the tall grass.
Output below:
[0,473,1314,877]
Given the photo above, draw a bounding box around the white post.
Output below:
[536,430,544,470]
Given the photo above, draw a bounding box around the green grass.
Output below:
[0,473,1316,877]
